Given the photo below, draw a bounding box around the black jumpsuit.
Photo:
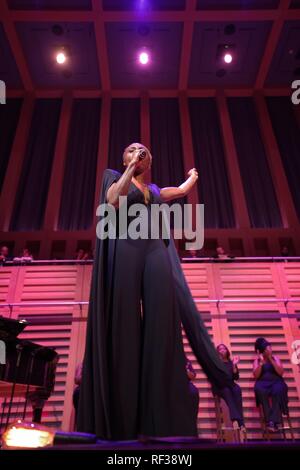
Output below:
[78,169,230,440]
[254,361,288,425]
[102,174,195,438]
[212,361,244,426]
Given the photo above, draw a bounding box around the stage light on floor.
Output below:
[2,420,55,449]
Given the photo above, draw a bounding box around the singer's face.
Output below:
[123,142,152,175]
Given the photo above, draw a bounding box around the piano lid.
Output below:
[0,316,28,341]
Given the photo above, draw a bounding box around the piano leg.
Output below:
[0,397,7,431]
[5,345,23,429]
[28,390,48,423]
[33,406,43,423]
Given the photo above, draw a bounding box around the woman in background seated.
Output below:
[213,344,245,431]
[253,337,288,432]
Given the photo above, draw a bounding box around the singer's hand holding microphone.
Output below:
[137,149,146,160]
[130,149,147,168]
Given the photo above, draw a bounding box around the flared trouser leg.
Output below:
[109,238,144,439]
[109,238,196,439]
[219,384,244,426]
[140,239,196,437]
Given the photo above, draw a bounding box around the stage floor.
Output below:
[48,436,300,451]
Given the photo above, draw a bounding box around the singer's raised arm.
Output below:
[106,164,136,208]
[160,168,198,203]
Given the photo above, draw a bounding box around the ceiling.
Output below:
[1,0,300,91]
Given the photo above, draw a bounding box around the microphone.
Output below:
[138,149,147,160]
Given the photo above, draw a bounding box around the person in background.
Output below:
[13,247,33,263]
[188,249,198,259]
[214,246,234,260]
[280,246,290,258]
[82,250,93,260]
[213,344,245,431]
[75,249,93,261]
[73,362,83,426]
[185,359,199,436]
[75,249,85,260]
[253,337,288,432]
[0,245,12,265]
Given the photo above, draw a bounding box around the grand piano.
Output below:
[0,316,58,430]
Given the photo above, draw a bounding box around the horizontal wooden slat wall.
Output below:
[0,264,85,431]
[0,261,299,439]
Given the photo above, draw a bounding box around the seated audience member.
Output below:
[0,245,12,265]
[188,249,198,259]
[213,344,245,431]
[81,249,93,260]
[280,245,290,258]
[75,249,85,260]
[186,359,199,436]
[13,247,33,263]
[75,249,93,261]
[253,337,288,432]
[214,246,234,260]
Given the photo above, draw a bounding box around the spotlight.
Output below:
[56,51,67,64]
[216,44,235,66]
[2,420,98,449]
[137,0,149,10]
[138,51,149,65]
[2,420,55,449]
[224,53,233,64]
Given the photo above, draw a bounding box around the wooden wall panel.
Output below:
[0,264,84,432]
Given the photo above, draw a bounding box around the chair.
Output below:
[258,404,294,441]
[214,395,247,443]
